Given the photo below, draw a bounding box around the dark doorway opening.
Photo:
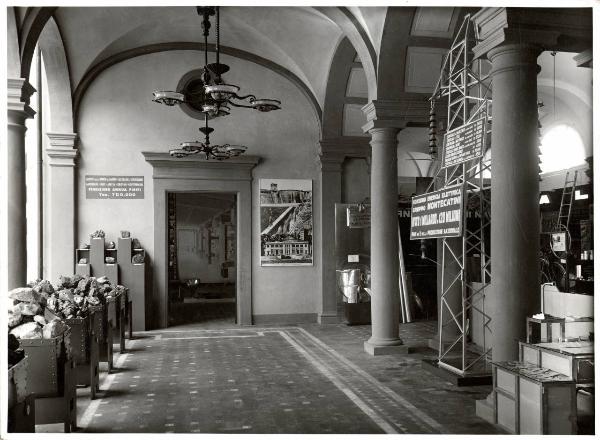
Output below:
[167,192,237,327]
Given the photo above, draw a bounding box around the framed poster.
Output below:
[260,179,313,266]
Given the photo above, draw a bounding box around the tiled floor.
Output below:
[38,321,503,434]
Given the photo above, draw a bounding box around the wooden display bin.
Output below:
[63,315,100,399]
[113,290,128,352]
[91,304,113,374]
[19,330,77,432]
[34,357,77,432]
[492,361,576,435]
[8,356,35,433]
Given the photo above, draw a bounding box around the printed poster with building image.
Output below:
[260,179,313,266]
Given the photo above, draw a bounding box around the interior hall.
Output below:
[3,4,596,437]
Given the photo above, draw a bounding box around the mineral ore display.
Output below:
[7,276,128,341]
[90,230,106,239]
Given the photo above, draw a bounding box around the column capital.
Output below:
[487,43,542,76]
[472,7,592,60]
[362,99,429,133]
[7,78,36,119]
[46,132,79,167]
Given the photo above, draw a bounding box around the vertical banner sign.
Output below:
[85,175,144,199]
[410,184,464,239]
[442,117,486,168]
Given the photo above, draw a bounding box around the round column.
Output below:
[488,44,541,361]
[7,80,35,288]
[364,127,404,355]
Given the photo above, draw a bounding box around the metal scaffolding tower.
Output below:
[429,15,493,376]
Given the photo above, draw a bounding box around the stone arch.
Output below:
[314,7,378,102]
[72,43,322,133]
[376,7,417,99]
[19,7,57,80]
[37,17,74,133]
[321,37,360,139]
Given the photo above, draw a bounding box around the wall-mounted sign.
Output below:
[347,205,371,228]
[442,117,486,168]
[85,175,144,199]
[410,184,464,240]
[551,232,566,252]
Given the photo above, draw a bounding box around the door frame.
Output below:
[143,152,259,328]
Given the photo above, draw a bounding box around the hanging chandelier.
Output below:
[152,6,281,119]
[169,112,247,160]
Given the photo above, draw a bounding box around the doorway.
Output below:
[167,192,237,327]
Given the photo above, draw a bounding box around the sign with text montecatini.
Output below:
[442,117,486,168]
[85,175,144,199]
[410,184,464,240]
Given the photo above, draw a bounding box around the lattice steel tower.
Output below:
[428,15,493,377]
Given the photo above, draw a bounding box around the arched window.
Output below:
[539,125,586,174]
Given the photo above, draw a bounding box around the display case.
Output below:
[335,203,371,325]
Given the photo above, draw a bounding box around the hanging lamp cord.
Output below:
[551,51,556,119]
[216,6,220,68]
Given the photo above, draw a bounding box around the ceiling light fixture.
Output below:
[153,6,281,119]
[169,113,247,161]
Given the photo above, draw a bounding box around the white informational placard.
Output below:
[442,117,486,168]
[410,184,464,240]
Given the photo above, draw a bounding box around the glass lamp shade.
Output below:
[225,145,247,155]
[153,91,184,106]
[250,98,281,112]
[211,150,231,161]
[169,148,189,158]
[205,84,240,102]
[202,102,231,118]
[180,141,204,152]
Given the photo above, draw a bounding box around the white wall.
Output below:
[77,50,320,319]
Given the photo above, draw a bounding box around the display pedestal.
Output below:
[343,302,371,325]
[118,237,146,331]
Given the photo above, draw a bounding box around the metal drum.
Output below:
[336,269,362,303]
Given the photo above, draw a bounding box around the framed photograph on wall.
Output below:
[260,179,313,266]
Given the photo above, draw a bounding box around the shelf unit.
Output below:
[75,232,146,331]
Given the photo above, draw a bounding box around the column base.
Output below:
[364,339,408,356]
[318,313,340,324]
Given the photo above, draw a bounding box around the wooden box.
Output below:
[492,361,576,435]
[519,341,594,384]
